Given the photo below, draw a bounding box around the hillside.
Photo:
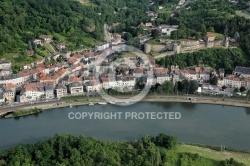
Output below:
[0,0,150,70]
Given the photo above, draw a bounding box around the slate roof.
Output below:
[235,66,250,75]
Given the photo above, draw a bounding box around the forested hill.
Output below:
[0,134,245,166]
[169,0,250,55]
[0,0,149,56]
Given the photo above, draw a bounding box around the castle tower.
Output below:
[173,43,181,54]
[144,43,152,54]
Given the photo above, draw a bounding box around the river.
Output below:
[0,102,250,150]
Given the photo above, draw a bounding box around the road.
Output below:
[0,99,59,115]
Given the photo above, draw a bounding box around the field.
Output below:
[236,10,250,19]
[177,144,250,165]
[43,43,55,53]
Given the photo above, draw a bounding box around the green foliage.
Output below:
[175,80,199,94]
[0,0,151,59]
[12,108,42,117]
[171,0,250,56]
[156,48,248,74]
[240,86,246,92]
[156,81,174,94]
[210,75,218,85]
[151,29,160,38]
[0,134,245,166]
[154,133,178,149]
[221,158,245,166]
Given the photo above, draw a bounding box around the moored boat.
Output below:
[109,101,116,104]
[98,102,107,105]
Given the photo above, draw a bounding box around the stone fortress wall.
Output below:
[144,37,229,55]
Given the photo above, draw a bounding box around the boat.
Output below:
[109,101,116,104]
[69,104,72,108]
[89,102,94,106]
[98,102,107,105]
[125,101,130,104]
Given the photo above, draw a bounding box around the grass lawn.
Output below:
[43,43,55,53]
[53,33,67,41]
[120,51,137,58]
[36,48,50,57]
[147,38,161,45]
[177,144,250,165]
[236,10,250,19]
[1,53,42,73]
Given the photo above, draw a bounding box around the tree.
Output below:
[240,86,246,92]
[154,133,178,149]
[189,80,198,94]
[247,90,250,101]
[151,29,160,38]
[210,75,218,85]
[123,32,132,41]
[200,24,207,35]
[234,32,240,41]
[234,87,239,93]
[181,80,190,94]
[222,85,227,90]
[208,26,215,33]
[156,86,163,94]
[161,81,174,94]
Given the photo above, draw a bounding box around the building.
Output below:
[0,92,4,103]
[44,86,54,99]
[68,82,83,95]
[0,74,26,85]
[112,33,122,45]
[0,69,12,76]
[55,84,67,98]
[158,25,178,36]
[57,41,66,50]
[203,33,216,42]
[122,76,136,87]
[155,73,171,84]
[33,39,42,45]
[224,75,245,88]
[134,68,144,78]
[23,84,45,102]
[219,68,225,79]
[85,81,101,92]
[234,66,250,78]
[41,35,52,43]
[95,42,111,52]
[145,22,153,27]
[0,61,11,70]
[3,89,15,103]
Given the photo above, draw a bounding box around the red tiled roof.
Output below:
[154,68,169,74]
[206,33,216,38]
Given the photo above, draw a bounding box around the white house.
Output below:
[158,25,178,36]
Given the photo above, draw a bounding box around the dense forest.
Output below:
[0,134,245,166]
[156,48,249,73]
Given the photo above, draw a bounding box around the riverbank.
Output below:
[1,95,250,117]
[4,108,42,118]
[26,95,250,110]
[177,144,250,165]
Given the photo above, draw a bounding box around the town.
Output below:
[1,0,250,106]
[0,33,248,105]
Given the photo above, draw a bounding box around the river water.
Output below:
[0,102,250,150]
